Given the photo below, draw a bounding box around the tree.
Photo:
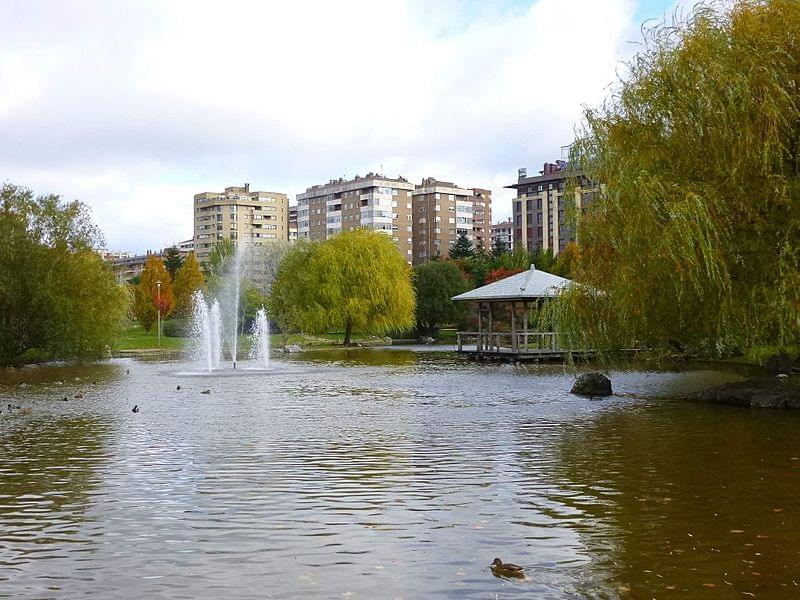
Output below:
[558,0,800,355]
[172,252,205,319]
[0,183,128,364]
[413,260,469,336]
[270,230,415,345]
[449,233,476,259]
[485,267,525,284]
[163,246,183,279]
[133,255,174,333]
[552,242,579,279]
[531,246,555,273]
[491,237,509,257]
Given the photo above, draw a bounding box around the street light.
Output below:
[156,280,162,348]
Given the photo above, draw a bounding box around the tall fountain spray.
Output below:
[190,290,223,372]
[230,249,243,369]
[249,308,270,369]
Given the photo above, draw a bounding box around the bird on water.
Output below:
[132,405,139,413]
[490,558,525,579]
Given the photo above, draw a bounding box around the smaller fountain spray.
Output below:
[249,308,271,369]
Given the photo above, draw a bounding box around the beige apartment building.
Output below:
[296,173,415,263]
[491,218,514,252]
[193,184,289,264]
[411,178,492,264]
[507,161,596,255]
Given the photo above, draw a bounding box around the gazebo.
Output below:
[452,264,577,361]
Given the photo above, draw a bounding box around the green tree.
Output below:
[172,251,205,319]
[163,246,183,279]
[413,260,469,336]
[449,232,476,260]
[531,246,555,273]
[270,230,415,345]
[491,237,509,257]
[558,0,800,355]
[0,183,128,364]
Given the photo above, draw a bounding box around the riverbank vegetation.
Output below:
[0,183,128,365]
[554,0,800,359]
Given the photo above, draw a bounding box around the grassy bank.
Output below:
[112,325,391,353]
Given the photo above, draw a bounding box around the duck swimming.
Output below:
[200,389,211,395]
[490,558,525,579]
[132,405,139,413]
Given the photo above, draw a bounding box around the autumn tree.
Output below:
[172,251,206,319]
[0,183,128,363]
[270,230,415,345]
[557,0,800,355]
[133,255,174,333]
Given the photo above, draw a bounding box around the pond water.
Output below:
[1,349,799,599]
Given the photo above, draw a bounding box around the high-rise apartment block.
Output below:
[507,161,595,255]
[411,178,492,264]
[193,184,289,264]
[490,218,514,252]
[296,174,415,262]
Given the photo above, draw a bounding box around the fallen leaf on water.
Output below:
[730,529,745,534]
[702,583,716,588]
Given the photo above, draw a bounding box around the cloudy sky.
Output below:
[1,0,677,252]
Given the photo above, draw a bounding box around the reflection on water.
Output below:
[0,355,798,598]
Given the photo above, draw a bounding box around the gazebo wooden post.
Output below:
[510,301,517,353]
[488,302,494,352]
[523,301,529,352]
[477,302,483,352]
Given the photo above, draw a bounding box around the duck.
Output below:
[132,405,139,413]
[19,382,27,388]
[200,389,211,395]
[490,558,525,579]
[61,396,69,402]
[7,403,21,410]
[74,393,84,399]
[176,385,182,391]
[56,380,64,386]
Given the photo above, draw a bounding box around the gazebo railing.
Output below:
[457,331,559,354]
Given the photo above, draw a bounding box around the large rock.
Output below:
[690,377,800,409]
[764,352,793,375]
[283,344,303,353]
[571,372,613,397]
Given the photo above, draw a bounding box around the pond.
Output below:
[1,349,799,598]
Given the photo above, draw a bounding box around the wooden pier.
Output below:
[456,331,592,362]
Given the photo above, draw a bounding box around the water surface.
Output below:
[1,350,798,598]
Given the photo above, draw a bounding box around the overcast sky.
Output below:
[1,0,677,253]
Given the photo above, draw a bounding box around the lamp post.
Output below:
[156,280,162,348]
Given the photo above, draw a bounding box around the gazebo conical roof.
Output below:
[451,264,572,303]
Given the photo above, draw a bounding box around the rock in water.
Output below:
[571,372,613,397]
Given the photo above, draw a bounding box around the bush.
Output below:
[162,319,189,338]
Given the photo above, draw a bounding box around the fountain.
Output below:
[249,308,270,369]
[188,246,272,372]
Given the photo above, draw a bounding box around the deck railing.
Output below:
[456,331,559,354]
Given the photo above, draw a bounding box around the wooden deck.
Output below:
[456,331,592,363]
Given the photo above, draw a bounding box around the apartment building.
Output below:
[193,183,289,264]
[507,161,595,255]
[411,178,492,264]
[296,173,415,262]
[471,188,492,250]
[288,206,298,242]
[490,218,514,252]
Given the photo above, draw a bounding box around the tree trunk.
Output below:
[344,321,353,346]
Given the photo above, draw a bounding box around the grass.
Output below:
[112,325,392,353]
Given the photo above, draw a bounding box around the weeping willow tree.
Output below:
[554,0,800,356]
[269,229,415,345]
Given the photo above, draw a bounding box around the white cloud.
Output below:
[0,0,654,252]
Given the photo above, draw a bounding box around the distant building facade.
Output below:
[296,173,414,263]
[507,161,595,255]
[193,183,289,264]
[411,178,493,264]
[490,218,514,252]
[288,206,298,242]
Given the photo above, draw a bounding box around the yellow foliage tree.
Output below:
[270,229,415,345]
[173,252,206,319]
[133,254,175,333]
